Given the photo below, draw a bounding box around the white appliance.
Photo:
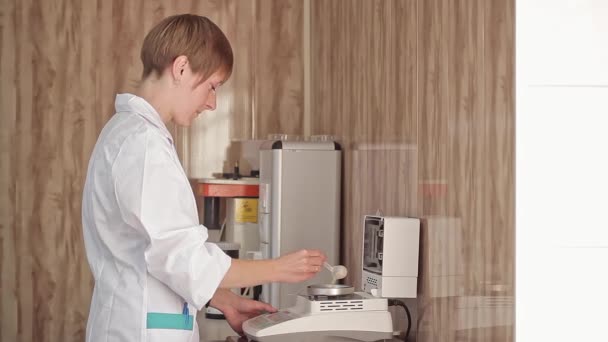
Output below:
[243,216,420,342]
[362,215,420,298]
[243,285,392,342]
[258,140,341,308]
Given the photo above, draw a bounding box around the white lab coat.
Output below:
[82,93,231,342]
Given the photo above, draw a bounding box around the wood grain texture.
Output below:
[417,0,454,338]
[253,0,305,139]
[0,1,305,340]
[482,0,515,340]
[311,0,417,145]
[310,0,514,341]
[387,0,418,145]
[1,0,98,340]
[1,1,18,340]
[417,0,449,218]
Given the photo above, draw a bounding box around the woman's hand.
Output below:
[224,296,276,335]
[210,289,276,335]
[273,249,327,283]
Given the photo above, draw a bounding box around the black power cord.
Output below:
[388,299,412,341]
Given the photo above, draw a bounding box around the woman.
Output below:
[82,14,326,342]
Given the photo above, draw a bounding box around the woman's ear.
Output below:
[171,55,189,83]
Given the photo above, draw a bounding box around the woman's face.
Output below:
[171,61,226,127]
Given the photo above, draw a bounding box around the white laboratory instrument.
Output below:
[243,216,420,342]
[362,215,420,298]
[243,285,392,342]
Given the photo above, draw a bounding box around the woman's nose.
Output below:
[205,93,217,111]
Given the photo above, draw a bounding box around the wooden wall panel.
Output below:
[0,1,305,340]
[1,1,18,341]
[310,0,349,139]
[311,0,514,341]
[0,0,100,340]
[417,0,453,338]
[417,0,450,218]
[483,0,515,340]
[253,0,305,139]
[419,0,488,340]
[387,0,418,145]
[311,0,418,144]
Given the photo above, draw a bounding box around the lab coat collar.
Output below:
[115,93,174,144]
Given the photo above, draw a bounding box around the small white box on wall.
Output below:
[362,215,420,298]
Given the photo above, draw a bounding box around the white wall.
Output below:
[517,1,608,341]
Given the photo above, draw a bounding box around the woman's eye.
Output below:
[211,85,217,92]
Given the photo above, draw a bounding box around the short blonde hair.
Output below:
[140,14,233,82]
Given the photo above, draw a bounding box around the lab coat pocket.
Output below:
[146,325,194,342]
[146,275,196,341]
[146,305,195,342]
